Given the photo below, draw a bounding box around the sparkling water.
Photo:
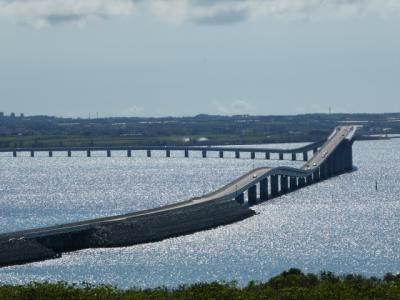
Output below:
[0,140,399,288]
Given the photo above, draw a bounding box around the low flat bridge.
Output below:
[0,126,356,267]
[1,141,326,161]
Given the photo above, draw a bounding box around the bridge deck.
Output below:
[0,141,325,154]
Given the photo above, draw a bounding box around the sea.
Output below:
[0,139,399,288]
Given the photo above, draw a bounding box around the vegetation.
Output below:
[1,269,400,299]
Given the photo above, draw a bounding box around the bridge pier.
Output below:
[265,152,270,160]
[202,150,207,158]
[166,150,170,158]
[67,150,72,157]
[325,158,331,178]
[248,185,257,205]
[235,193,244,205]
[270,175,279,197]
[327,156,334,177]
[290,176,298,190]
[346,141,353,171]
[313,169,320,182]
[319,162,327,180]
[13,151,17,157]
[49,151,53,157]
[313,148,318,154]
[251,152,255,159]
[279,153,284,160]
[339,144,347,173]
[331,148,339,175]
[314,139,353,177]
[259,178,268,201]
[107,150,111,157]
[335,145,344,174]
[303,151,308,161]
[342,139,353,171]
[185,149,189,158]
[147,150,151,157]
[292,153,296,161]
[127,150,132,157]
[281,175,289,194]
[87,150,91,157]
[306,174,313,185]
[219,150,223,158]
[347,148,353,171]
[298,177,306,187]
[30,150,34,157]
[332,152,339,175]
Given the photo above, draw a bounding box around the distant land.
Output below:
[0,112,399,148]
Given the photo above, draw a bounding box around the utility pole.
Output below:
[375,180,378,191]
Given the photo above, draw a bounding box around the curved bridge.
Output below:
[178,126,355,205]
[0,126,356,267]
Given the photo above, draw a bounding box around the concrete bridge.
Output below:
[216,126,355,205]
[0,126,356,267]
[0,140,326,161]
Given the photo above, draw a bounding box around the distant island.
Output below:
[0,112,398,148]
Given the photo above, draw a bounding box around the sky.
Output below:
[0,0,400,117]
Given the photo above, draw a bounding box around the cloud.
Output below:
[0,0,137,28]
[1,0,400,28]
[214,100,255,115]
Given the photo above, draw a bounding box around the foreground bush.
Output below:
[1,268,400,299]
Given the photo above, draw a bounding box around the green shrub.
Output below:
[1,269,399,300]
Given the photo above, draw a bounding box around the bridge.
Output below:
[0,126,357,267]
[0,140,326,161]
[165,126,355,206]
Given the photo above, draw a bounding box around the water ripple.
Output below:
[0,140,399,288]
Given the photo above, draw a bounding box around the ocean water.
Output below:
[0,140,399,288]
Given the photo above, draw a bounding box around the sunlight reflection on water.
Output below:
[0,140,399,288]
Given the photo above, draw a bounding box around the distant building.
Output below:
[20,113,24,118]
[0,112,4,118]
[10,112,15,118]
